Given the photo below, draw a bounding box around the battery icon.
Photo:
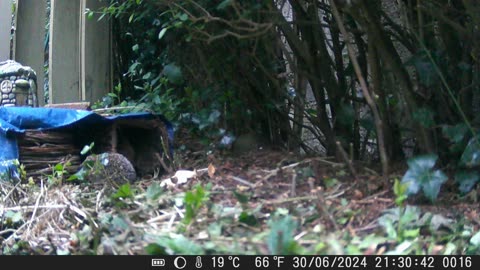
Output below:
[152,259,165,267]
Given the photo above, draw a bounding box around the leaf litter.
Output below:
[0,142,479,255]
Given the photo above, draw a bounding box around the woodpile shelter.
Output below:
[0,107,174,180]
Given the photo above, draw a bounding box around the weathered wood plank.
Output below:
[83,0,111,103]
[0,0,13,61]
[14,0,48,106]
[49,0,81,104]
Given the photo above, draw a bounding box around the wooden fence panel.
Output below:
[82,0,111,103]
[48,0,81,104]
[6,0,111,105]
[0,0,13,61]
[15,0,47,106]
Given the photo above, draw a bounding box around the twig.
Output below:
[4,204,57,244]
[363,166,379,176]
[228,175,255,188]
[58,189,97,228]
[96,187,105,213]
[26,179,45,232]
[155,153,173,174]
[262,196,317,204]
[92,106,153,114]
[147,212,175,224]
[0,204,67,213]
[336,141,357,178]
[354,220,381,232]
[308,178,339,231]
[263,157,343,176]
[290,171,297,197]
[1,180,24,203]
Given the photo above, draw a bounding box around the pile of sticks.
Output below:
[18,130,82,178]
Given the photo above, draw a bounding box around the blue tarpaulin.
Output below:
[0,106,173,178]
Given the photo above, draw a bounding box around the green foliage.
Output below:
[266,212,300,255]
[112,183,135,200]
[233,191,258,226]
[406,50,440,88]
[162,63,184,85]
[459,135,480,168]
[378,206,421,241]
[401,154,448,201]
[393,179,409,206]
[469,231,480,254]
[412,107,436,128]
[183,184,209,224]
[441,128,480,193]
[80,142,95,155]
[146,235,204,255]
[146,182,164,201]
[454,171,480,194]
[46,161,72,186]
[442,124,469,144]
[95,0,288,151]
[4,211,23,226]
[94,0,480,202]
[69,143,102,182]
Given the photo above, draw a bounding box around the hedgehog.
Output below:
[80,152,136,186]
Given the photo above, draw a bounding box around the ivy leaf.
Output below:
[267,214,299,255]
[336,103,355,127]
[239,212,258,226]
[162,63,183,85]
[460,135,480,168]
[454,170,480,194]
[470,231,480,247]
[412,107,435,128]
[179,13,188,21]
[152,235,204,255]
[401,154,447,201]
[112,183,134,199]
[145,243,167,255]
[233,191,249,204]
[146,182,163,201]
[420,170,448,201]
[217,0,233,10]
[442,123,469,143]
[208,109,221,124]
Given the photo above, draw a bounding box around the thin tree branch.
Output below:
[329,0,389,176]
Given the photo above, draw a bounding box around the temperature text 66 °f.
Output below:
[255,256,287,268]
[292,256,368,268]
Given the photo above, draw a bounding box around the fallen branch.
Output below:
[228,175,255,188]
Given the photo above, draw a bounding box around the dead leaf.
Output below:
[353,189,363,200]
[208,163,216,178]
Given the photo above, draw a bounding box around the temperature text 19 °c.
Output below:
[212,256,241,268]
